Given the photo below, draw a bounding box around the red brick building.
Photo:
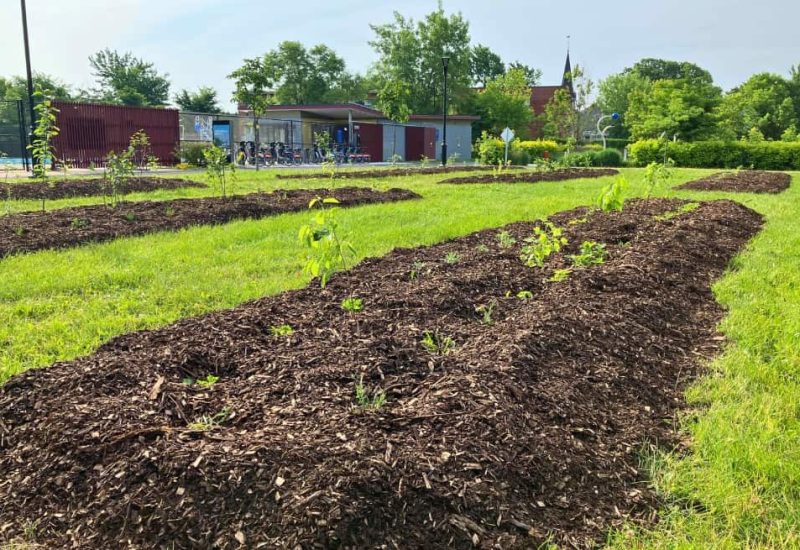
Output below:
[528,52,575,138]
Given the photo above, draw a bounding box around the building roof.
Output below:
[245,103,479,122]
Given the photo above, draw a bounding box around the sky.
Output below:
[1,0,799,110]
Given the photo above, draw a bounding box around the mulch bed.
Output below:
[0,187,419,258]
[1,176,206,201]
[677,170,792,193]
[277,165,519,180]
[0,198,762,548]
[440,168,620,185]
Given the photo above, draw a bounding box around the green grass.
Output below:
[2,165,800,547]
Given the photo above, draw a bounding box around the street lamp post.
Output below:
[441,56,449,167]
[20,0,36,171]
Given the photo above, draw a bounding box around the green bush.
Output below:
[603,138,631,151]
[629,139,800,170]
[589,148,623,167]
[475,133,532,165]
[179,142,211,166]
[517,140,564,159]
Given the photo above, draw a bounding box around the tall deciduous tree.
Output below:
[507,62,542,87]
[174,86,222,113]
[476,68,532,138]
[376,80,412,158]
[627,58,714,84]
[717,73,796,140]
[596,71,651,138]
[370,3,472,114]
[626,78,721,140]
[470,45,505,87]
[228,57,275,116]
[88,49,170,106]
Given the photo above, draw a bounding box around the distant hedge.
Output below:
[630,139,800,170]
[475,135,564,165]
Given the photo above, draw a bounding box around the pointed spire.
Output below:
[561,39,575,98]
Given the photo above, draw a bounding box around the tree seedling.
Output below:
[520,222,567,268]
[549,268,573,282]
[70,218,89,230]
[516,290,534,299]
[197,374,220,389]
[475,299,498,325]
[570,241,607,267]
[497,230,517,249]
[476,244,490,253]
[409,260,426,281]
[421,331,456,355]
[355,375,387,410]
[270,324,295,337]
[299,197,356,288]
[188,408,231,431]
[444,251,461,264]
[341,296,364,313]
[203,144,236,198]
[596,176,627,212]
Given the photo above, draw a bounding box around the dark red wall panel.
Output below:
[53,101,179,168]
[356,122,383,161]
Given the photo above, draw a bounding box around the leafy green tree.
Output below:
[228,57,275,115]
[470,45,505,87]
[790,64,800,124]
[717,73,796,140]
[370,3,472,114]
[626,78,721,140]
[542,88,575,140]
[627,58,714,84]
[507,62,542,87]
[174,86,222,113]
[596,71,651,138]
[1,73,72,102]
[476,68,532,138]
[88,49,170,106]
[376,79,412,158]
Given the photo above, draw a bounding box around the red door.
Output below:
[405,126,424,161]
[356,123,383,162]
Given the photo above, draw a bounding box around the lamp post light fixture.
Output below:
[596,112,620,150]
[20,0,36,171]
[441,55,450,166]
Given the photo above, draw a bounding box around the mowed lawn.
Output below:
[1,166,799,547]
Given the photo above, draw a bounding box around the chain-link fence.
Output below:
[0,100,30,169]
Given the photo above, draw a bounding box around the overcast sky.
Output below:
[1,0,799,110]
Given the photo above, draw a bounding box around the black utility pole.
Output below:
[20,0,37,163]
[441,56,449,166]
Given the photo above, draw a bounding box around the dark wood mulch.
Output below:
[277,165,520,180]
[678,170,791,193]
[1,176,206,201]
[440,168,620,185]
[0,198,762,548]
[0,187,419,258]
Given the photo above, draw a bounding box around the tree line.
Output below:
[3,2,798,145]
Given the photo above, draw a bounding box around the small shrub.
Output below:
[203,144,235,198]
[299,197,356,288]
[70,218,89,229]
[497,231,517,249]
[421,331,456,355]
[520,222,567,268]
[341,297,364,313]
[643,160,674,197]
[355,376,387,410]
[444,251,461,264]
[629,139,800,170]
[596,176,627,212]
[180,143,211,166]
[588,148,623,167]
[570,241,607,267]
[197,374,220,389]
[549,268,573,282]
[409,260,426,281]
[270,324,295,336]
[475,300,498,325]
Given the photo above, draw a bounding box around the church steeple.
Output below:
[561,38,575,99]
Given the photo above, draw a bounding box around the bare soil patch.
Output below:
[277,165,518,180]
[440,168,619,185]
[678,170,791,193]
[0,198,762,548]
[0,187,419,258]
[1,176,205,201]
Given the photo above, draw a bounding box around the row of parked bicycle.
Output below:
[235,142,372,166]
